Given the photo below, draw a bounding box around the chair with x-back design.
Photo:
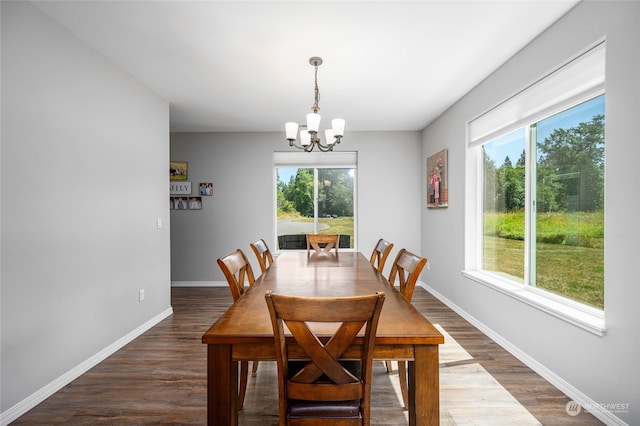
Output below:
[369,238,394,275]
[306,233,339,255]
[265,291,385,426]
[216,248,257,410]
[250,238,274,274]
[384,248,427,410]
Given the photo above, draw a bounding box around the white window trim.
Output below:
[462,270,606,336]
[464,42,607,336]
[273,151,357,168]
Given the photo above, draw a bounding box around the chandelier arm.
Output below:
[288,140,308,151]
[315,142,334,152]
[288,138,336,152]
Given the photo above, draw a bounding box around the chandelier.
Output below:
[285,57,345,152]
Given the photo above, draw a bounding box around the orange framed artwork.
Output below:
[427,149,448,208]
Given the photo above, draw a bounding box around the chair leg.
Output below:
[251,360,259,376]
[238,360,249,410]
[385,360,393,373]
[398,360,409,410]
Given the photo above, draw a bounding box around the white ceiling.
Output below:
[33,1,580,133]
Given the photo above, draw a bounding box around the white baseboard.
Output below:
[0,307,173,426]
[418,282,627,426]
[171,280,226,287]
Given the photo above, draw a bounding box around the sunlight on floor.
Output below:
[435,324,542,426]
[240,324,542,425]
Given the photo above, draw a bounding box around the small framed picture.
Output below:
[427,149,448,208]
[199,182,213,196]
[173,196,188,210]
[170,161,188,181]
[188,197,202,210]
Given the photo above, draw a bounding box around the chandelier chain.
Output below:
[312,64,320,113]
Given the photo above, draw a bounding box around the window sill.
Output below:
[462,270,606,336]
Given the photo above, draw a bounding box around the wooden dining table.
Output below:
[202,251,444,425]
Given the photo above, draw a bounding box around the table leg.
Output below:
[409,345,440,426]
[208,344,237,425]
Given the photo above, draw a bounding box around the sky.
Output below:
[277,168,298,184]
[276,168,355,185]
[485,95,605,166]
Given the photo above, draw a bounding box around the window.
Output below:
[274,152,356,250]
[465,43,606,334]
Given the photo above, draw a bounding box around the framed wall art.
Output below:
[173,196,188,210]
[170,161,188,181]
[427,149,448,208]
[188,197,202,210]
[170,181,191,195]
[199,182,213,196]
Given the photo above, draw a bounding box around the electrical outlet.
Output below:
[139,289,145,302]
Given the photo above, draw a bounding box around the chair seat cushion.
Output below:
[288,399,361,418]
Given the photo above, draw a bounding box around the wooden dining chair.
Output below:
[265,291,385,426]
[369,238,394,274]
[216,248,258,410]
[306,233,339,255]
[250,238,274,274]
[384,248,428,410]
[217,248,256,301]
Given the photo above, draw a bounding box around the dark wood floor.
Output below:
[13,287,603,425]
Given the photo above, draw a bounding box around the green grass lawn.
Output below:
[279,213,355,248]
[483,210,604,309]
[279,210,604,309]
[318,217,354,240]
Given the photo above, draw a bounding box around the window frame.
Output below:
[273,151,358,252]
[464,43,607,336]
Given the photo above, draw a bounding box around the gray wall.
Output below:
[3,0,638,424]
[1,1,171,416]
[421,1,639,424]
[170,131,423,282]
